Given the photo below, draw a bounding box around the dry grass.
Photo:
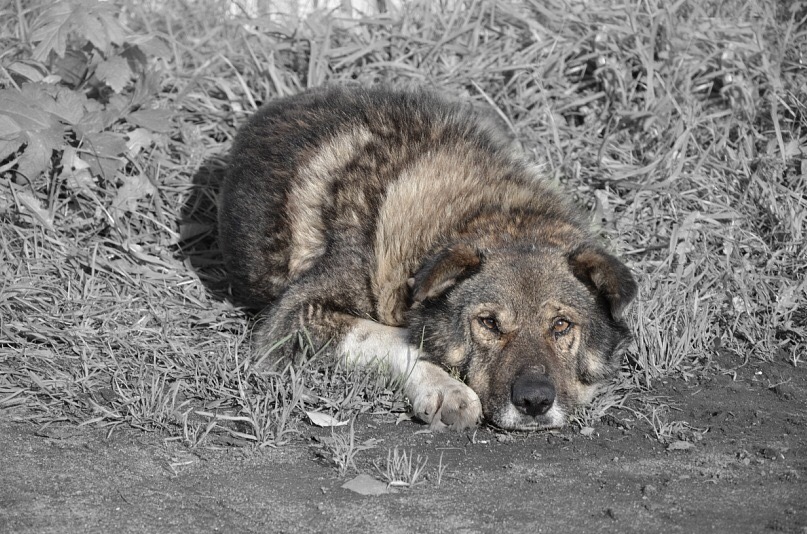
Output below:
[1,0,805,446]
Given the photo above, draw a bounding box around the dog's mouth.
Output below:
[487,402,566,431]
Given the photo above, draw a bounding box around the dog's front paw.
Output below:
[406,362,482,431]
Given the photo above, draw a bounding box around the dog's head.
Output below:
[407,242,637,431]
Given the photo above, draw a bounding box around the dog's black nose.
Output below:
[511,374,556,416]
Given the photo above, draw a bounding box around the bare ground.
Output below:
[2,351,805,534]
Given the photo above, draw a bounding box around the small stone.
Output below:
[642,484,658,497]
[667,440,695,451]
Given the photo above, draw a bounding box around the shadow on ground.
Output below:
[177,154,236,306]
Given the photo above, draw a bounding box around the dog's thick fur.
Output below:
[219,86,637,431]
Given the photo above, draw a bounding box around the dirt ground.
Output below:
[2,352,805,534]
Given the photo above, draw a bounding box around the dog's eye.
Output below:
[552,318,572,336]
[478,316,500,333]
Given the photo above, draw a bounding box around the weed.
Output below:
[435,452,448,487]
[113,368,190,432]
[627,403,707,444]
[374,447,429,488]
[791,347,802,368]
[180,414,218,449]
[231,368,305,447]
[322,419,360,477]
[313,419,381,477]
[570,372,635,428]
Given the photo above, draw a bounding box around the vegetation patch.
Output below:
[1,0,804,452]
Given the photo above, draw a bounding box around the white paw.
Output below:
[406,362,482,431]
[337,319,481,430]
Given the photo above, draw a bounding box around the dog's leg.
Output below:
[250,274,481,430]
[338,318,482,431]
[250,269,373,364]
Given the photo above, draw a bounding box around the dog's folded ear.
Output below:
[409,243,483,304]
[569,245,637,319]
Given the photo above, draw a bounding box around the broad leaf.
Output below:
[81,131,126,179]
[128,109,172,133]
[0,138,24,162]
[129,35,171,58]
[94,4,128,45]
[82,131,127,157]
[21,83,86,125]
[74,8,109,51]
[17,127,65,181]
[7,62,47,83]
[0,89,57,136]
[30,2,74,61]
[30,0,129,61]
[53,87,89,124]
[96,56,131,93]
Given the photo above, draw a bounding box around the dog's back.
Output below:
[220,86,586,321]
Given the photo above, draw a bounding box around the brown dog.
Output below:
[219,86,637,431]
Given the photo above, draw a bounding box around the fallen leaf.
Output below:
[395,412,413,425]
[16,190,54,231]
[341,474,396,496]
[667,440,695,451]
[61,147,95,195]
[126,127,155,155]
[306,411,349,427]
[112,173,156,213]
[125,242,176,270]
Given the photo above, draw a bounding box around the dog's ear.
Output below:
[409,244,482,304]
[569,245,637,319]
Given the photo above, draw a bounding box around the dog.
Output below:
[219,85,637,431]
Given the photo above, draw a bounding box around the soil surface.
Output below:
[2,355,806,534]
